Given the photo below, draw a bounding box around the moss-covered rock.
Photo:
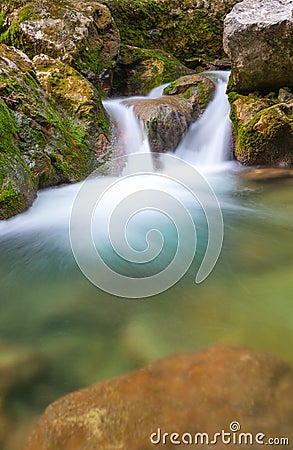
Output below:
[0,0,120,91]
[0,94,36,219]
[163,73,215,119]
[112,45,193,96]
[33,55,110,163]
[229,90,293,166]
[101,0,238,63]
[0,44,110,219]
[125,96,193,153]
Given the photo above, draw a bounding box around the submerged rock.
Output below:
[241,167,293,182]
[223,0,293,94]
[0,0,120,91]
[112,45,192,96]
[0,343,45,447]
[125,74,215,153]
[26,346,293,450]
[229,92,293,166]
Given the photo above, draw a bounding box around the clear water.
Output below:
[0,73,292,440]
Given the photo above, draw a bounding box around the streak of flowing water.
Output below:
[176,71,233,170]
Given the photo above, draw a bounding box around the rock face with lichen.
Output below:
[0,44,110,219]
[0,343,45,447]
[228,90,293,166]
[0,0,120,91]
[125,74,215,153]
[223,0,293,95]
[25,346,293,450]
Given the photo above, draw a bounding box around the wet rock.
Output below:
[33,55,110,165]
[102,0,239,62]
[26,346,293,450]
[125,96,193,153]
[112,45,192,96]
[241,167,293,182]
[229,92,293,166]
[223,0,293,94]
[0,344,45,394]
[163,74,215,119]
[0,0,120,91]
[0,44,109,219]
[125,74,215,153]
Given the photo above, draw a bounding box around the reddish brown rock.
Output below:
[26,346,293,450]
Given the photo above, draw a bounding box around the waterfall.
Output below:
[103,99,150,155]
[103,71,233,172]
[175,71,233,169]
[0,71,235,238]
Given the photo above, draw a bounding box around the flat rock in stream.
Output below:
[25,346,293,450]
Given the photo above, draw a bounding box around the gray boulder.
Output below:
[223,0,293,94]
[125,74,215,153]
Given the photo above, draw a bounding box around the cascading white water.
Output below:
[0,71,236,238]
[176,71,233,169]
[103,100,150,155]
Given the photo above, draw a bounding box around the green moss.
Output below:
[0,181,22,212]
[103,0,228,61]
[0,98,18,153]
[0,3,41,47]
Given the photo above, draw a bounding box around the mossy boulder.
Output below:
[229,90,293,166]
[112,45,193,96]
[163,74,215,119]
[0,44,110,219]
[0,0,120,91]
[101,0,238,63]
[0,98,36,220]
[33,55,110,163]
[125,74,215,153]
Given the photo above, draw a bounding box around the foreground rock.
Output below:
[126,74,215,153]
[0,44,110,219]
[229,90,293,166]
[26,346,293,449]
[223,0,293,94]
[0,0,120,91]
